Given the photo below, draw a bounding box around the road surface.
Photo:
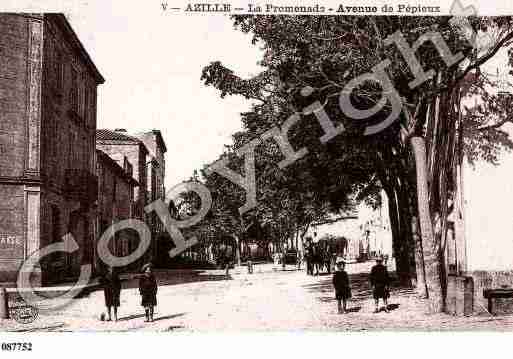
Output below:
[2,262,512,332]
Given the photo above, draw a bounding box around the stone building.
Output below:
[0,14,104,285]
[95,150,139,273]
[96,129,149,220]
[96,129,162,264]
[133,130,167,260]
[307,192,393,262]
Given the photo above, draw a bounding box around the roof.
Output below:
[97,129,141,142]
[133,130,167,154]
[151,130,167,153]
[96,129,149,154]
[46,14,105,84]
[96,150,139,187]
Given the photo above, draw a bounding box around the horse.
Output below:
[309,240,336,275]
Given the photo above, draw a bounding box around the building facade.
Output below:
[133,130,167,260]
[96,129,149,221]
[95,150,139,273]
[307,192,393,263]
[96,129,161,265]
[0,14,104,285]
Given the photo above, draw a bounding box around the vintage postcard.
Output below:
[1,0,513,356]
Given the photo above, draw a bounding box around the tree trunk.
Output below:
[384,186,411,285]
[411,216,428,297]
[397,182,417,284]
[375,147,416,285]
[410,136,444,313]
[233,234,241,267]
[454,94,467,274]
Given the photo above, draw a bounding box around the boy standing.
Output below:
[369,256,391,313]
[139,263,158,322]
[332,259,351,314]
[100,266,121,322]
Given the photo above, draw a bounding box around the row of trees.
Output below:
[181,15,513,313]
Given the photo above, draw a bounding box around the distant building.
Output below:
[132,131,167,260]
[96,129,168,264]
[0,14,104,285]
[359,194,393,260]
[307,191,393,262]
[133,130,167,201]
[95,150,139,272]
[96,129,149,221]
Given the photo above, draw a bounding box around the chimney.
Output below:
[114,128,127,132]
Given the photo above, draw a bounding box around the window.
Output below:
[69,129,77,167]
[52,113,59,157]
[78,76,85,118]
[84,86,89,125]
[91,88,97,127]
[53,48,63,93]
[51,205,60,243]
[69,67,78,113]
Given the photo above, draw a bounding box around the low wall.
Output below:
[468,270,513,315]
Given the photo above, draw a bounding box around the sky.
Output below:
[57,2,265,188]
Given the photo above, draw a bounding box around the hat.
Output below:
[335,258,346,265]
[141,263,153,272]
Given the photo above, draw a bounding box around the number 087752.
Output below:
[1,343,33,351]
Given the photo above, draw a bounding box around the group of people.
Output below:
[99,254,391,321]
[100,263,158,322]
[332,256,391,314]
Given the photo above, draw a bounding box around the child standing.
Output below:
[139,263,158,322]
[100,266,121,321]
[332,259,351,314]
[369,256,390,313]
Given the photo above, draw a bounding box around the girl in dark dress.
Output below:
[139,263,158,322]
[101,266,121,321]
[332,260,351,314]
[369,256,391,313]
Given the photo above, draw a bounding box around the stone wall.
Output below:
[0,15,37,285]
[0,185,25,284]
[0,15,30,178]
[97,151,141,272]
[469,270,513,315]
[96,143,147,218]
[41,16,98,191]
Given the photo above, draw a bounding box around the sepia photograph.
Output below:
[1,1,513,354]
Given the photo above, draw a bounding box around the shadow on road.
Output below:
[387,303,400,311]
[346,306,362,313]
[164,325,185,331]
[153,312,187,322]
[10,323,67,332]
[117,313,146,322]
[115,271,231,291]
[118,312,187,322]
